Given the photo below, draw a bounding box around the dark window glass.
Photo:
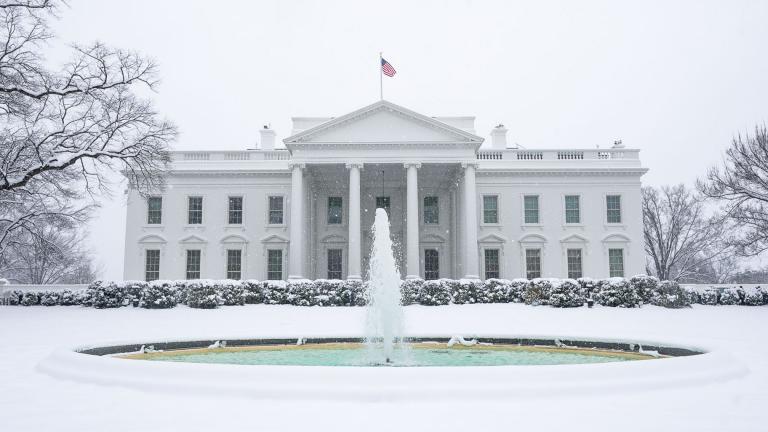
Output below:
[267,249,283,280]
[228,197,243,224]
[147,197,162,224]
[525,248,541,279]
[524,195,539,224]
[376,196,390,216]
[328,197,343,224]
[483,196,498,224]
[188,196,203,224]
[484,249,500,279]
[424,196,439,224]
[424,249,439,280]
[565,195,580,224]
[269,196,284,224]
[607,195,622,223]
[567,249,582,279]
[226,249,242,280]
[609,248,624,278]
[186,249,201,279]
[145,249,160,281]
[327,249,342,279]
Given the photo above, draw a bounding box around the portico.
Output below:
[283,101,484,281]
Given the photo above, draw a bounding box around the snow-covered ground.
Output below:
[1,304,766,431]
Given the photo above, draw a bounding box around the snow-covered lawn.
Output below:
[1,304,766,431]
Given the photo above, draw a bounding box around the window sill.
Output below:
[480,223,502,228]
[562,223,584,228]
[521,224,543,228]
[266,223,287,228]
[604,223,626,229]
[224,225,245,229]
[183,225,206,229]
[142,225,165,229]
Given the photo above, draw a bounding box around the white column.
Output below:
[288,163,305,280]
[462,162,480,279]
[346,163,363,281]
[405,162,421,279]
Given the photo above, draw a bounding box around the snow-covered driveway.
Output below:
[1,304,766,431]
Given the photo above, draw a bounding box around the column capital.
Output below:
[403,162,422,169]
[288,162,306,170]
[460,161,479,169]
[345,162,364,170]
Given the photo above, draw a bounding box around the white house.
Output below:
[123,100,647,282]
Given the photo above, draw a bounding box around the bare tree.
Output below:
[0,0,177,262]
[0,220,99,283]
[643,184,733,281]
[698,126,768,257]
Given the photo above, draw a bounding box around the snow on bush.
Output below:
[263,280,289,305]
[87,281,126,308]
[482,279,513,303]
[650,280,691,308]
[243,280,266,304]
[39,291,60,306]
[399,279,422,305]
[339,280,366,306]
[630,274,659,303]
[419,279,453,306]
[577,277,600,298]
[185,281,220,309]
[139,281,178,309]
[742,286,766,306]
[700,288,719,305]
[523,278,553,306]
[218,280,245,306]
[718,287,741,305]
[595,278,641,308]
[549,279,585,308]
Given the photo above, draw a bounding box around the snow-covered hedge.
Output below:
[4,277,765,308]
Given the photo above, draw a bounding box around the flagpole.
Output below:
[379,52,383,100]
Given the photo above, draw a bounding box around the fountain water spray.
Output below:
[365,208,405,364]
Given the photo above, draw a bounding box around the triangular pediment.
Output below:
[284,100,483,145]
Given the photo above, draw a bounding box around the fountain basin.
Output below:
[36,335,747,401]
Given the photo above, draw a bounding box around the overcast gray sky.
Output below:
[49,0,768,279]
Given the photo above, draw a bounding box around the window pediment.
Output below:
[519,233,548,243]
[602,233,631,243]
[560,233,589,243]
[138,234,167,244]
[179,234,207,244]
[260,234,289,244]
[221,234,249,244]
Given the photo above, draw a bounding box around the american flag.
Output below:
[381,58,396,77]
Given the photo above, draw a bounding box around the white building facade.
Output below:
[123,100,648,282]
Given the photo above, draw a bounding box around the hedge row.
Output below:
[4,276,766,309]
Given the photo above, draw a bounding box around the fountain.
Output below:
[364,208,406,364]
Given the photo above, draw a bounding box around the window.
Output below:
[226,249,242,280]
[567,249,582,279]
[186,249,201,279]
[606,195,622,223]
[424,249,439,280]
[483,195,498,224]
[145,249,160,281]
[147,197,162,224]
[327,197,343,224]
[424,196,439,224]
[327,249,342,279]
[484,249,500,279]
[228,196,243,225]
[564,195,580,224]
[376,196,390,216]
[267,249,283,280]
[268,196,284,224]
[525,248,541,279]
[524,195,539,224]
[188,196,203,224]
[609,248,624,278]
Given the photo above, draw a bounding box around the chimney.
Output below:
[259,125,276,150]
[490,124,508,149]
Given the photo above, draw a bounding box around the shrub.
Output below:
[742,286,765,306]
[218,280,245,306]
[87,281,126,308]
[243,280,265,304]
[700,288,719,305]
[419,279,452,305]
[718,288,741,305]
[524,278,553,306]
[549,279,584,308]
[39,291,60,306]
[400,279,423,305]
[59,289,81,306]
[630,275,659,303]
[483,279,512,303]
[595,278,641,308]
[505,279,528,303]
[577,277,600,298]
[650,280,691,308]
[186,281,220,309]
[339,280,366,306]
[19,291,39,306]
[263,280,289,304]
[139,281,178,309]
